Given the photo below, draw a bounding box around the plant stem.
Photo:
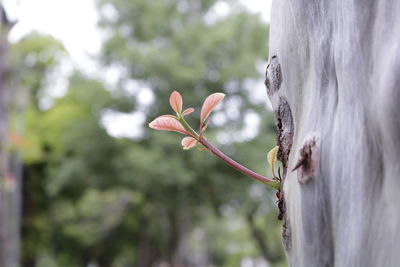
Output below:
[178,116,279,190]
[178,117,200,139]
[198,137,280,190]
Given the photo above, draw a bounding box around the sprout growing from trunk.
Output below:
[149,91,280,190]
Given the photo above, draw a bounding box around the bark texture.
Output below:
[266,1,400,266]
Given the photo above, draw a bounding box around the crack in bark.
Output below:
[265,55,282,96]
[275,98,294,251]
[266,56,294,251]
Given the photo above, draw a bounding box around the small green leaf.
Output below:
[267,146,279,178]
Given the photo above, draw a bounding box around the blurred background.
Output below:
[0,0,287,266]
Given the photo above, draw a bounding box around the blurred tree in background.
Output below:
[9,0,287,266]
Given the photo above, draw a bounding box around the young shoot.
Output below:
[149,90,280,190]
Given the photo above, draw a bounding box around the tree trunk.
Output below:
[0,6,11,267]
[266,1,400,266]
[0,5,19,267]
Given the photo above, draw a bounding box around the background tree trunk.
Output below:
[246,205,281,264]
[0,5,19,267]
[266,1,400,266]
[0,6,12,266]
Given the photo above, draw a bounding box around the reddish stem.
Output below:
[198,137,279,189]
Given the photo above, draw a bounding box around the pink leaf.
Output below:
[159,114,176,118]
[169,91,183,114]
[149,116,188,135]
[200,92,225,129]
[182,107,195,116]
[181,137,197,150]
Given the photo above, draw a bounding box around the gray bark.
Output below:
[266,1,400,266]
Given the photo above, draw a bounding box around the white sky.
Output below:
[2,0,272,139]
[4,0,271,63]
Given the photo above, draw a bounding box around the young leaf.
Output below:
[267,146,279,178]
[169,91,183,114]
[200,93,225,130]
[181,136,197,150]
[149,116,189,135]
[182,107,195,116]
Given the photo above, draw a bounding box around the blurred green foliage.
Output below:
[14,0,287,266]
